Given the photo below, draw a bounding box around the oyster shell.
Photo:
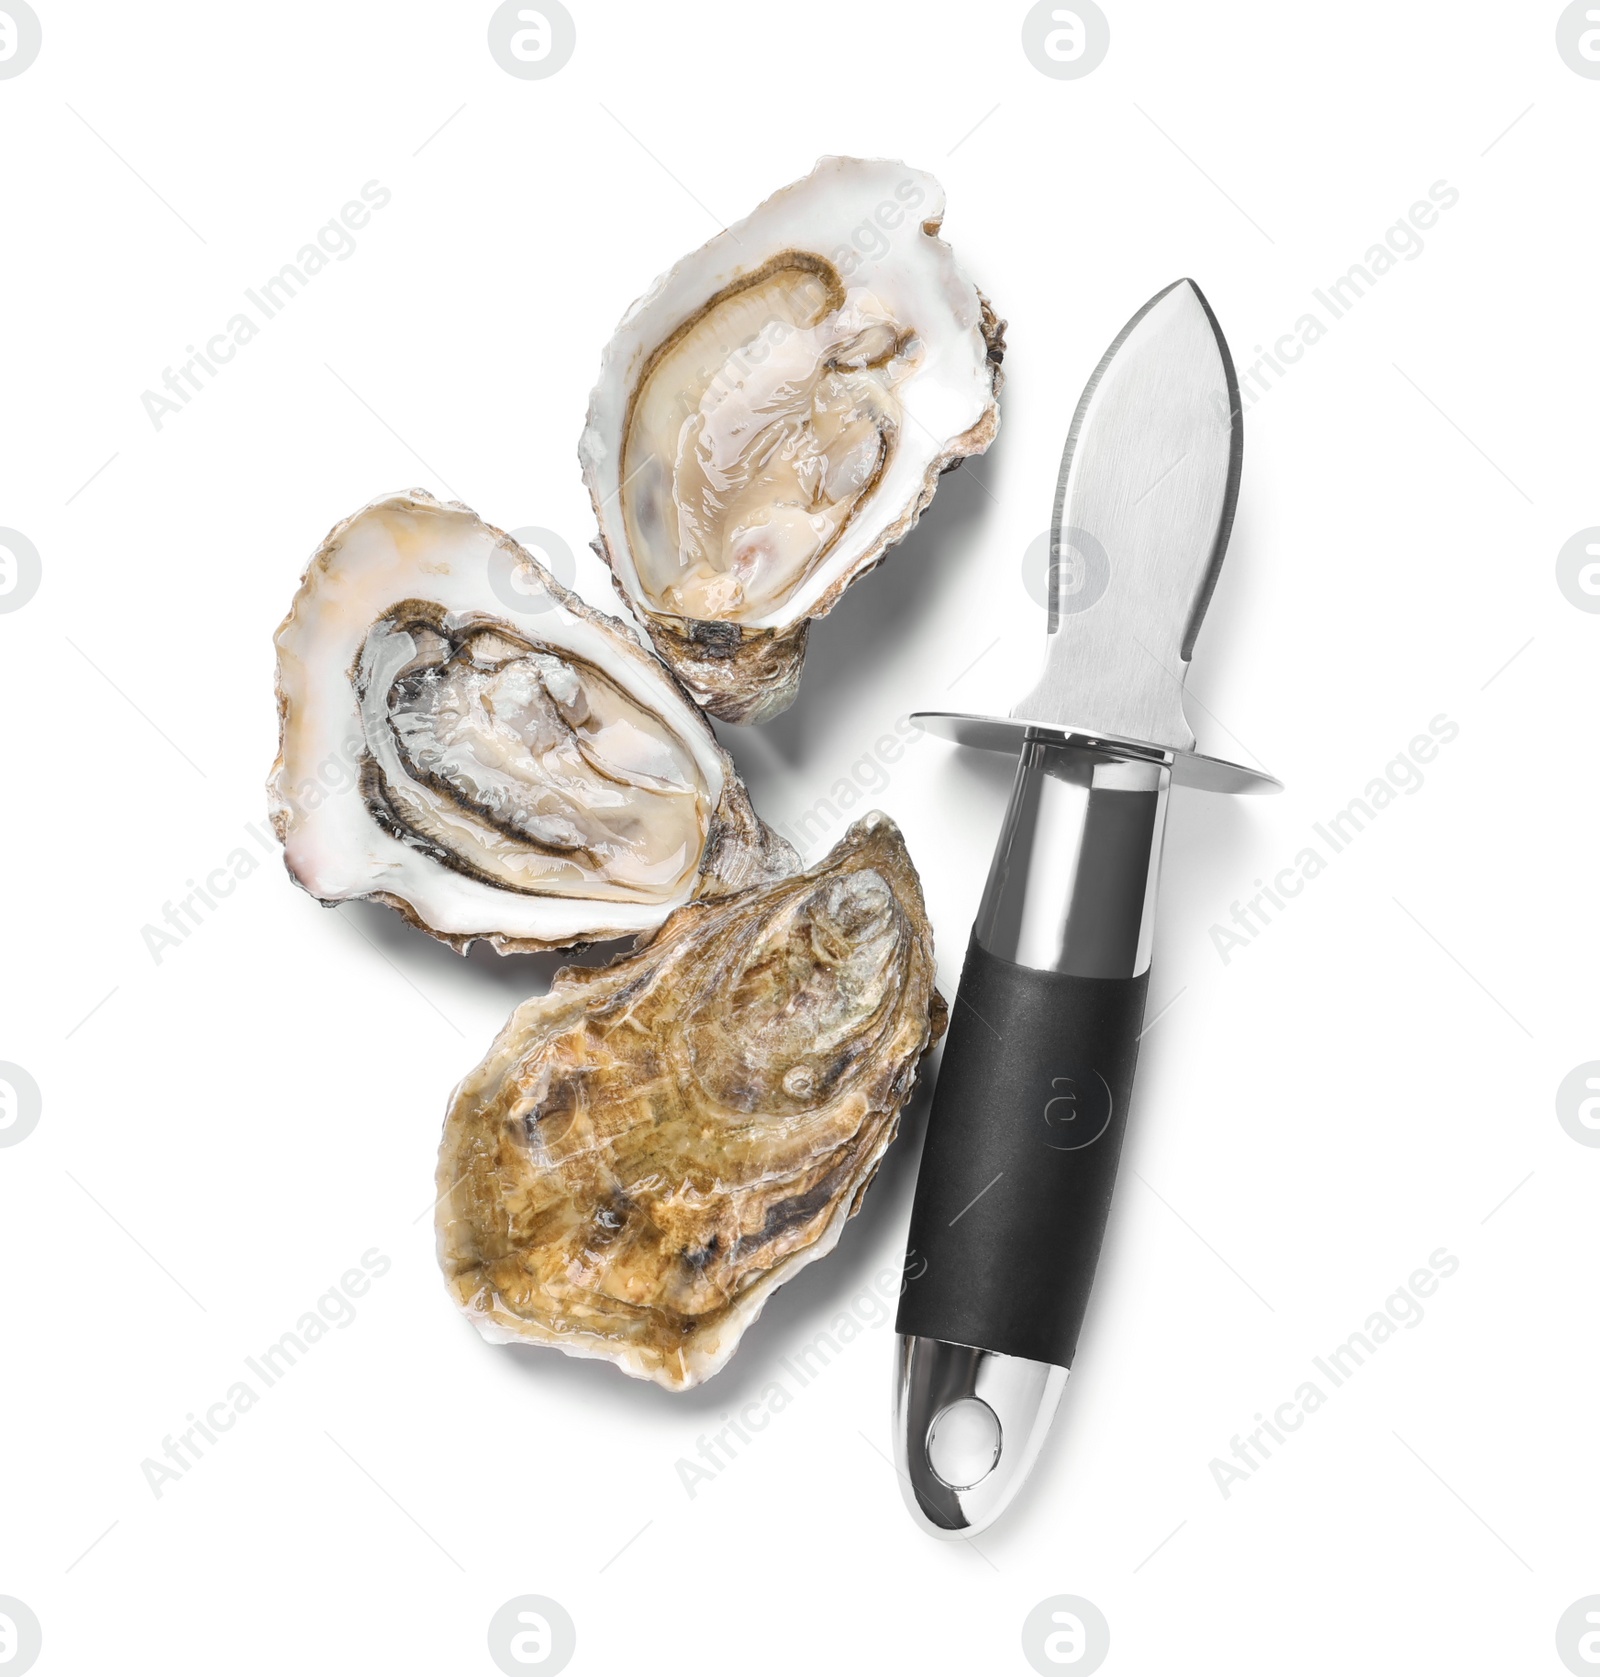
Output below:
[435,813,944,1389]
[270,491,795,954]
[581,156,1004,724]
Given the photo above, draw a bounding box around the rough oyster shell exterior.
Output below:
[435,812,944,1389]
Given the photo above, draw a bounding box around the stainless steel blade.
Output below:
[1011,278,1242,750]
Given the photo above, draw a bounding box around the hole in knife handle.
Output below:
[926,1397,1003,1490]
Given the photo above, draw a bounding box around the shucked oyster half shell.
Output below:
[581,156,1004,724]
[435,813,944,1390]
[270,491,795,954]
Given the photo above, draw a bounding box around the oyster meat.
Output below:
[581,156,1003,724]
[435,813,944,1389]
[271,491,794,954]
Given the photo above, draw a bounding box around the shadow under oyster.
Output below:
[435,812,945,1389]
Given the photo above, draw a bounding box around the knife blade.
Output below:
[892,279,1281,1539]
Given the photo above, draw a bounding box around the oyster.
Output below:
[270,491,795,954]
[581,156,1004,724]
[435,813,944,1389]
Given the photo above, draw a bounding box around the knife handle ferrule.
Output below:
[973,736,1169,978]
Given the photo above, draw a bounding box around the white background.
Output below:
[2,3,1597,1673]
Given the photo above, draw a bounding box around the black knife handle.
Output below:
[896,937,1148,1368]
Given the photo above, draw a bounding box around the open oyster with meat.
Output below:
[581,155,1003,724]
[435,813,944,1390]
[270,490,795,954]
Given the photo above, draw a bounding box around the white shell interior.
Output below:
[582,156,998,633]
[271,492,736,947]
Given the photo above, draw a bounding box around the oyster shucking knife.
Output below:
[893,279,1281,1537]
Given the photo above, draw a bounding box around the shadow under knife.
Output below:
[749,440,1011,775]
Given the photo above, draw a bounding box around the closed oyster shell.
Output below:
[435,812,944,1389]
[581,156,1003,724]
[270,490,795,954]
